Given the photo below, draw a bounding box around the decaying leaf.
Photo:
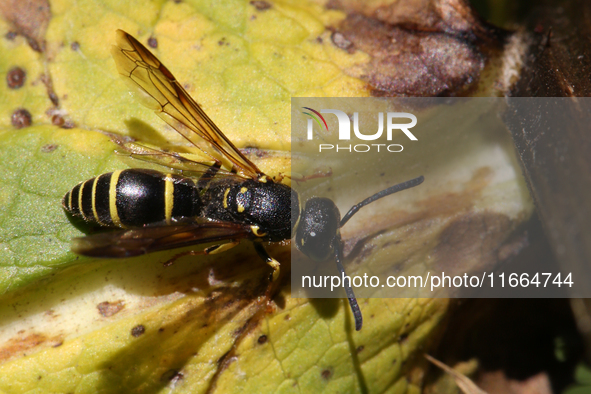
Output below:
[0,0,50,52]
[0,0,543,392]
[324,0,507,96]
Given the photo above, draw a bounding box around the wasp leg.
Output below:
[204,241,239,254]
[272,173,285,183]
[163,241,239,266]
[253,242,280,282]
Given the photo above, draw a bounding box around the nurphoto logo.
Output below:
[302,107,418,152]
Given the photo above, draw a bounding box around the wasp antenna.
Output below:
[340,175,424,227]
[333,237,363,331]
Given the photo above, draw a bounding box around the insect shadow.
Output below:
[308,298,341,320]
[64,212,101,234]
[124,118,168,147]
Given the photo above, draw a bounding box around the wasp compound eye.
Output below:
[296,197,341,262]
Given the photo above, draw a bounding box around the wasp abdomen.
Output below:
[62,169,199,228]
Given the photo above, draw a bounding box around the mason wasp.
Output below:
[62,30,424,331]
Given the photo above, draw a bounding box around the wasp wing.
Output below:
[110,133,246,181]
[72,221,253,258]
[111,29,263,180]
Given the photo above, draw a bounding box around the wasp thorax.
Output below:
[296,197,341,262]
[234,180,293,242]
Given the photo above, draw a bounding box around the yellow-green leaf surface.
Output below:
[0,0,528,393]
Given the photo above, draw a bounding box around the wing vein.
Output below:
[111,29,264,180]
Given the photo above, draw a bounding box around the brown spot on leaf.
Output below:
[321,368,333,380]
[0,333,46,362]
[0,0,50,52]
[250,0,271,11]
[5,31,17,40]
[46,108,75,128]
[49,91,59,106]
[70,41,79,51]
[147,36,158,49]
[497,232,529,262]
[356,345,365,353]
[257,334,268,344]
[40,73,60,106]
[434,212,512,276]
[41,143,57,153]
[415,166,493,219]
[11,108,32,128]
[52,114,66,127]
[131,324,146,337]
[217,350,232,365]
[242,146,269,159]
[328,0,506,96]
[335,13,486,96]
[161,369,184,382]
[27,38,42,52]
[358,243,376,261]
[325,0,341,9]
[6,67,26,89]
[330,0,496,39]
[97,300,125,317]
[52,114,73,128]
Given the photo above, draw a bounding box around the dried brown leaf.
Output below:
[0,0,50,52]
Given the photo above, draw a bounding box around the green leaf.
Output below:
[0,126,118,293]
[0,0,531,393]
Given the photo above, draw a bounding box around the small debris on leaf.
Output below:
[331,31,353,51]
[131,324,146,337]
[41,144,58,153]
[161,369,184,382]
[250,0,272,11]
[148,36,158,48]
[11,108,32,129]
[97,300,125,317]
[257,334,268,344]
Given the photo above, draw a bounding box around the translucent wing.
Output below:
[111,29,263,180]
[72,220,253,258]
[109,133,248,182]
